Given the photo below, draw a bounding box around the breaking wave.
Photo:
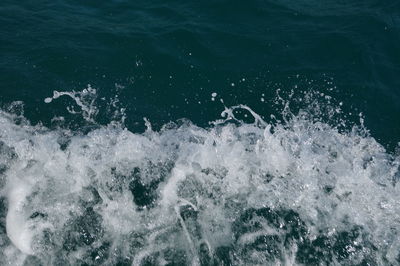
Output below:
[0,87,399,265]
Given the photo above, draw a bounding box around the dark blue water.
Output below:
[1,1,400,265]
[1,0,399,145]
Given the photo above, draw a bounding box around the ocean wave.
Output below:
[0,89,399,265]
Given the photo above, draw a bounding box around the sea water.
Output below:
[1,1,400,265]
[0,88,399,265]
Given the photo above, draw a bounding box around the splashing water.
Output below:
[0,88,399,265]
[44,85,99,123]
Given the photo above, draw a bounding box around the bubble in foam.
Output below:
[44,98,52,103]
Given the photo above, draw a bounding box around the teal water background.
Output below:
[1,0,399,149]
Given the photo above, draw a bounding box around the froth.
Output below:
[0,99,399,265]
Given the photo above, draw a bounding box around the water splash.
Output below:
[44,85,98,122]
[0,91,399,265]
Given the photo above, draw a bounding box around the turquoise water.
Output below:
[1,1,400,265]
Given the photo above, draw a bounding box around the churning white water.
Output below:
[0,89,399,265]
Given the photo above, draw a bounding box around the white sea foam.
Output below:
[0,90,399,265]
